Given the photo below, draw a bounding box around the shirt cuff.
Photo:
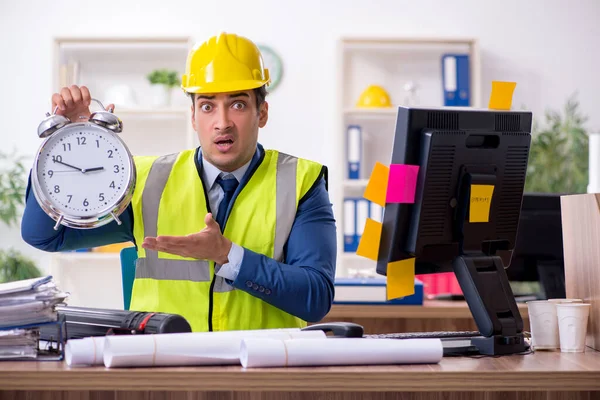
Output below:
[215,242,244,281]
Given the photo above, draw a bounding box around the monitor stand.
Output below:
[452,255,529,355]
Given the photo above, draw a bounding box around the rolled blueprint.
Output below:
[104,328,326,368]
[65,336,105,366]
[240,338,443,368]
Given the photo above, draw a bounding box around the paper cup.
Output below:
[527,300,559,350]
[556,303,591,353]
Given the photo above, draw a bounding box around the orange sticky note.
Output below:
[488,81,516,110]
[363,162,389,207]
[469,184,494,223]
[387,258,415,300]
[356,218,382,261]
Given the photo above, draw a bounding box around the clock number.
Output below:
[67,195,72,203]
[107,150,113,158]
[96,140,100,148]
[52,155,62,163]
[113,165,120,173]
[109,181,115,189]
[99,193,105,202]
[77,137,87,145]
[54,185,60,193]
[83,198,89,207]
[47,170,53,178]
[62,143,71,152]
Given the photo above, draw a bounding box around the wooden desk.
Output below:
[320,301,530,334]
[0,351,598,400]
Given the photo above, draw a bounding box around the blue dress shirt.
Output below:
[21,144,337,322]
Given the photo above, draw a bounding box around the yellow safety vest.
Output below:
[128,148,324,332]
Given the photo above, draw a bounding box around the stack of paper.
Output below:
[0,329,39,359]
[0,276,68,359]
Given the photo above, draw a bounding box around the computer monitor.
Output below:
[377,106,532,355]
[509,193,565,299]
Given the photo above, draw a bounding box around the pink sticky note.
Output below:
[386,164,419,203]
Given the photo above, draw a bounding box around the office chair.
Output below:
[120,247,137,310]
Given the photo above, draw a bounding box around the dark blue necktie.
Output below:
[215,175,239,230]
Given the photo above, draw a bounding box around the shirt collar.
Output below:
[200,148,257,190]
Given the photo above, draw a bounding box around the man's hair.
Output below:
[189,85,268,113]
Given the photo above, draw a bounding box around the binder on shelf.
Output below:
[441,54,470,106]
[369,201,383,223]
[343,198,358,252]
[356,199,369,241]
[347,125,362,179]
[334,277,424,305]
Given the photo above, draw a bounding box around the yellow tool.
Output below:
[356,85,392,108]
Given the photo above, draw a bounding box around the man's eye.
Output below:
[201,104,212,112]
[232,102,245,110]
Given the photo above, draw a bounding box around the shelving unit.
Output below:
[49,37,194,307]
[52,37,195,156]
[334,37,481,278]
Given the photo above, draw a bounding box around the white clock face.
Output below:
[35,122,132,218]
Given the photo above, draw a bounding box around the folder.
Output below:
[442,54,470,106]
[344,198,358,252]
[356,199,369,245]
[369,202,383,223]
[334,278,424,305]
[347,125,361,179]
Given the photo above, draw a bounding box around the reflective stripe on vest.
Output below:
[135,151,299,289]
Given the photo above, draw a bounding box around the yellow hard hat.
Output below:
[181,32,271,94]
[356,85,392,108]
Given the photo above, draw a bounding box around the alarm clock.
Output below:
[32,99,135,230]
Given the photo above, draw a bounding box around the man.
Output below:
[21,32,337,332]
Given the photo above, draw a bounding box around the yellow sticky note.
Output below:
[387,258,415,300]
[469,184,495,223]
[356,218,382,261]
[488,81,516,110]
[363,162,389,207]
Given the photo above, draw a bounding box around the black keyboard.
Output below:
[365,330,481,339]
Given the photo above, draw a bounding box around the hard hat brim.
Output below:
[182,79,270,94]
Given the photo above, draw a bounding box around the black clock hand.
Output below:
[83,167,105,173]
[53,159,84,172]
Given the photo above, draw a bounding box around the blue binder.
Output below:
[346,125,362,179]
[441,54,470,106]
[343,198,358,252]
[334,277,424,305]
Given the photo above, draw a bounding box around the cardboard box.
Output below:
[560,193,600,350]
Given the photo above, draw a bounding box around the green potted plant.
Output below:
[525,93,589,194]
[146,69,181,107]
[0,150,41,283]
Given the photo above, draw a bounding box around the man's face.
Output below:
[191,90,268,172]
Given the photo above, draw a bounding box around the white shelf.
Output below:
[343,108,397,120]
[118,108,190,121]
[335,36,482,278]
[343,179,369,188]
[118,107,189,115]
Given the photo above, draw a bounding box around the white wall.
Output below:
[1,0,599,272]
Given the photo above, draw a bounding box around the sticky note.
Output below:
[387,258,416,300]
[356,218,382,261]
[363,162,389,207]
[469,184,495,223]
[386,164,419,203]
[488,81,516,110]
